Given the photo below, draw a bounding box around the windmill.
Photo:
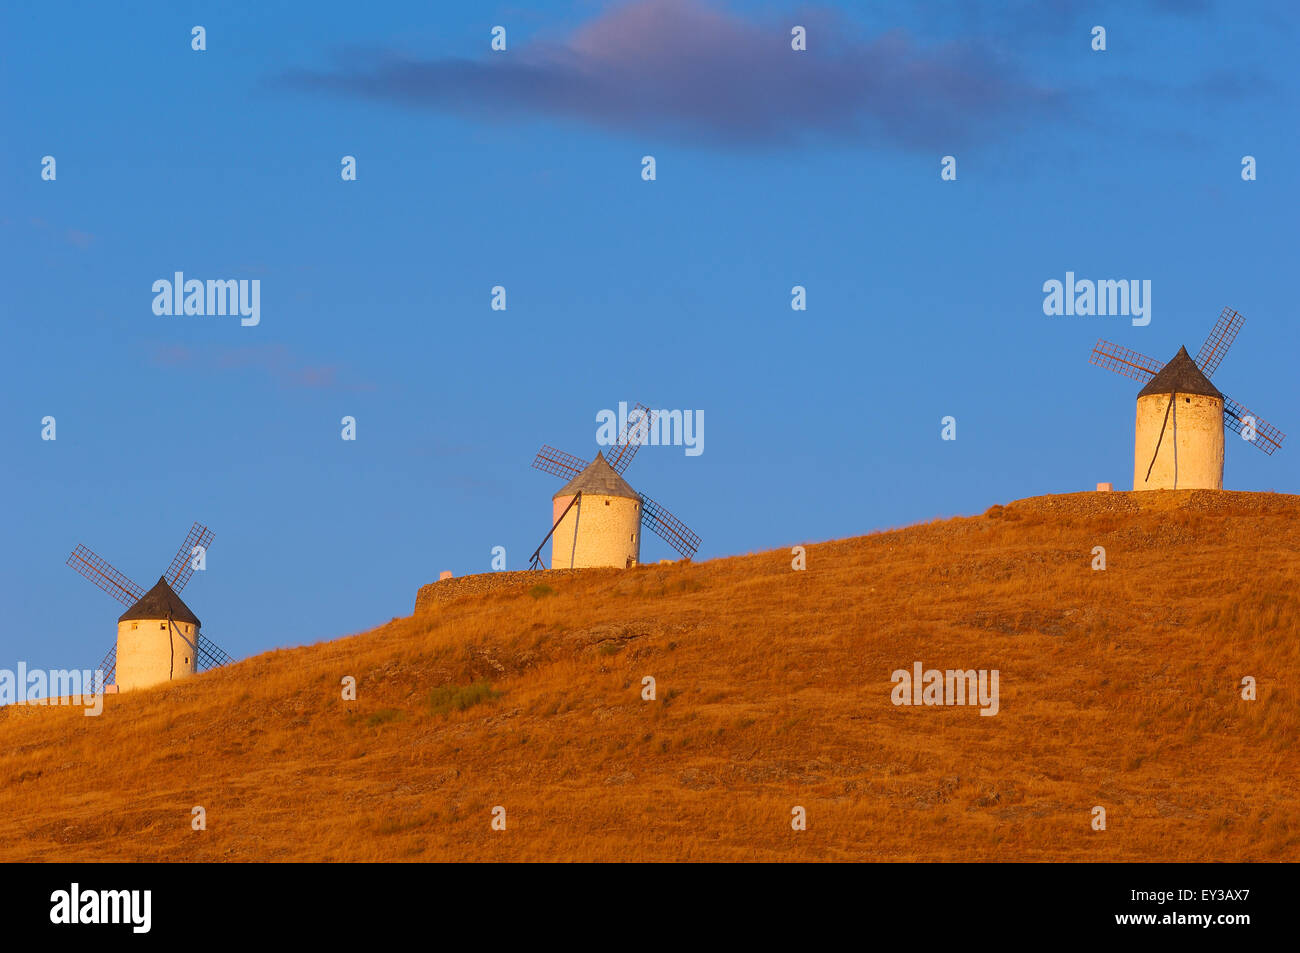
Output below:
[67,522,235,691]
[1090,308,1285,490]
[529,403,701,569]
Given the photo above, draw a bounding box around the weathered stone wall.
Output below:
[413,569,592,614]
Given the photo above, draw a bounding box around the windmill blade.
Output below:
[1223,396,1285,456]
[607,403,658,474]
[166,522,213,593]
[95,643,117,686]
[1196,307,1244,379]
[532,445,588,480]
[196,634,236,672]
[1090,339,1164,383]
[638,492,701,560]
[67,545,145,607]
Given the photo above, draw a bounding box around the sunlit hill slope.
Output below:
[2,490,1297,862]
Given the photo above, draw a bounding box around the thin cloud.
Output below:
[148,343,373,392]
[27,217,96,249]
[276,0,1067,150]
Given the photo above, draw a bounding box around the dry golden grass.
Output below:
[2,489,1297,862]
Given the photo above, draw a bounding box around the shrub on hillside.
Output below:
[427,680,501,716]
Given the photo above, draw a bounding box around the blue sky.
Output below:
[2,0,1296,672]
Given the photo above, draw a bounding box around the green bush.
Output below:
[427,680,501,716]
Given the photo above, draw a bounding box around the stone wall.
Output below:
[413,569,593,614]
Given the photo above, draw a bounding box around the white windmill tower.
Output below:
[1091,308,1285,489]
[66,522,235,691]
[528,404,701,569]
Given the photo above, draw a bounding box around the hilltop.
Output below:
[1,490,1297,862]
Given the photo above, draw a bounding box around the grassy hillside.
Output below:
[2,490,1297,862]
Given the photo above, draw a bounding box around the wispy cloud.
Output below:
[27,217,96,249]
[276,0,1066,150]
[148,342,374,392]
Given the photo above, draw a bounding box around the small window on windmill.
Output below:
[132,622,138,630]
[159,622,166,630]
[604,500,610,506]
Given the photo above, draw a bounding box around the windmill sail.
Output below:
[196,634,236,671]
[532,445,588,480]
[1196,307,1244,379]
[607,403,658,474]
[67,545,145,607]
[1223,395,1285,455]
[95,643,117,686]
[166,522,213,593]
[639,492,701,560]
[1090,339,1164,383]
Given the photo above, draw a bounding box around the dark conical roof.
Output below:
[1137,345,1223,400]
[552,451,640,501]
[118,576,201,627]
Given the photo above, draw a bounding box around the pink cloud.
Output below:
[148,342,371,392]
[277,0,1065,150]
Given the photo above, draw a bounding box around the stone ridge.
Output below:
[413,569,594,613]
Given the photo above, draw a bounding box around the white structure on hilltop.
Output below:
[1132,346,1225,491]
[548,452,642,569]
